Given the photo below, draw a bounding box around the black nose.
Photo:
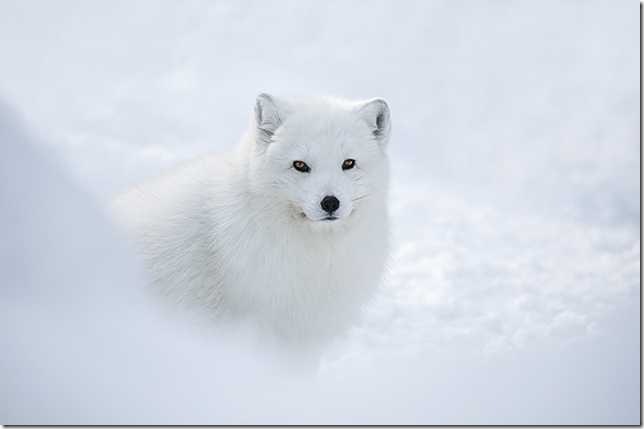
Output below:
[320,195,340,214]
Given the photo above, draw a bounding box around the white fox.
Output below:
[111,94,391,345]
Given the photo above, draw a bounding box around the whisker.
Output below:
[352,194,371,202]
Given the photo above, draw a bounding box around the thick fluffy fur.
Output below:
[111,94,391,344]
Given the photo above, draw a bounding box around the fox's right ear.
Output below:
[255,93,283,142]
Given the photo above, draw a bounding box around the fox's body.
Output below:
[111,94,391,343]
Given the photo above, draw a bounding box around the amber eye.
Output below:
[292,160,310,173]
[342,159,356,170]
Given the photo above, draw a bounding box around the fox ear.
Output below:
[255,93,283,142]
[357,98,391,145]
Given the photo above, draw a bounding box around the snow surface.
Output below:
[0,0,639,424]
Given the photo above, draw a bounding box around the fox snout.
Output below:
[320,195,340,215]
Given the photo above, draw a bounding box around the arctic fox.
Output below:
[111,94,391,344]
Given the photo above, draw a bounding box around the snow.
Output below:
[0,0,639,424]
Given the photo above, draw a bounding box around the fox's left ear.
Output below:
[357,98,391,146]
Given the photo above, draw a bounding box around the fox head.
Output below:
[246,93,391,231]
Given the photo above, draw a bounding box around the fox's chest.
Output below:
[215,222,386,336]
[222,229,358,297]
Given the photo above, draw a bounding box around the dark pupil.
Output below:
[343,159,355,169]
[294,161,309,172]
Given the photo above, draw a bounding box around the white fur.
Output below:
[111,94,391,345]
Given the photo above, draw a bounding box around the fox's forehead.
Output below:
[255,94,389,163]
[273,123,367,165]
[283,117,361,142]
[274,108,370,149]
